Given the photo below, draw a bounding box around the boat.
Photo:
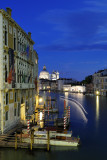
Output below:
[21,130,80,147]
[34,130,72,139]
[50,137,79,147]
[44,108,58,113]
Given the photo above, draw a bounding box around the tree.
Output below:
[81,75,92,84]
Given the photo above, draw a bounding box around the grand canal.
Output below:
[0,92,107,160]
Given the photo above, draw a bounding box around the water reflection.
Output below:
[64,92,68,106]
[96,96,99,124]
[61,94,88,123]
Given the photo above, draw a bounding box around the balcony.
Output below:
[4,82,35,90]
[16,83,35,89]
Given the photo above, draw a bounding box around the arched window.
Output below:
[20,71,21,83]
[5,65,7,82]
[18,70,19,83]
[14,33,16,50]
[22,71,24,83]
[6,93,8,105]
[5,25,7,45]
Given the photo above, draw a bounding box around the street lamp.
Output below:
[39,97,43,103]
[96,91,100,96]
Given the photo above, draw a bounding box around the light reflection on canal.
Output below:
[96,95,100,131]
[96,96,99,123]
[64,92,68,106]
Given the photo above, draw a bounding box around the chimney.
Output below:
[6,7,12,17]
[28,32,31,39]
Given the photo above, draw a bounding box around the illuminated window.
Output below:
[35,59,38,64]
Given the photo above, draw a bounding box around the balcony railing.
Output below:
[4,82,35,90]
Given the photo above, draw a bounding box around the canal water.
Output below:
[0,92,107,160]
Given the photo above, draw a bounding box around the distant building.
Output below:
[93,69,107,96]
[58,78,76,91]
[39,66,59,90]
[39,66,50,80]
[70,86,86,93]
[39,66,59,81]
[86,83,94,94]
[63,84,86,93]
[51,71,59,81]
[39,79,50,90]
[63,85,71,92]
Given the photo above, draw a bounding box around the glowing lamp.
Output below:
[39,97,43,103]
[96,91,100,96]
[64,88,68,91]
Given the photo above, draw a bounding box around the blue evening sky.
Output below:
[1,0,107,80]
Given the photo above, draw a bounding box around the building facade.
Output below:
[63,84,86,93]
[93,69,107,96]
[70,86,86,93]
[0,8,38,134]
[58,78,76,91]
[86,83,94,94]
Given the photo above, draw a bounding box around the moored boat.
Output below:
[21,130,80,147]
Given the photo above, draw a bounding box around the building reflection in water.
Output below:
[96,96,99,125]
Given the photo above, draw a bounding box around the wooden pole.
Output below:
[47,130,50,151]
[64,100,66,109]
[15,132,17,150]
[30,131,33,151]
[32,130,34,144]
[20,132,22,143]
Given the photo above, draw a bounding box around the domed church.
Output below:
[39,66,59,80]
[39,66,50,80]
[51,71,59,80]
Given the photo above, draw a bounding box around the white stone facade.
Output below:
[0,8,38,134]
[39,66,59,81]
[70,86,86,93]
[63,84,86,93]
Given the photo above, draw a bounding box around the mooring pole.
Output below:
[47,130,50,151]
[30,131,33,151]
[64,100,66,111]
[15,132,17,150]
[20,132,22,143]
[32,129,34,144]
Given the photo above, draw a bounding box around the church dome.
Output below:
[51,71,57,80]
[39,66,50,80]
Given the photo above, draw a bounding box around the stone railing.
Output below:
[4,82,35,90]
